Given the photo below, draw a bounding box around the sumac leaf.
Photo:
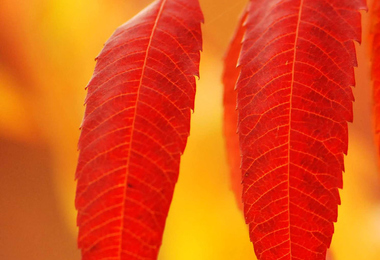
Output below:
[223,7,248,210]
[234,0,366,259]
[75,0,203,259]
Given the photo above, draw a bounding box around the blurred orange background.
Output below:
[0,0,379,259]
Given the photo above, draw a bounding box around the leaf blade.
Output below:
[236,0,366,259]
[75,0,203,259]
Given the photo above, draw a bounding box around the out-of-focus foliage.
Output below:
[0,0,379,259]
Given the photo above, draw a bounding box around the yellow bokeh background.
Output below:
[0,0,379,259]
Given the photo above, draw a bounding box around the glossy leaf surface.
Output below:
[75,0,203,259]
[235,0,366,259]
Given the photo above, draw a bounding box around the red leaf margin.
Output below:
[223,7,248,210]
[226,0,367,259]
[75,0,203,259]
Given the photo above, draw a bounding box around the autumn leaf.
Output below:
[75,0,203,259]
[224,0,367,259]
[223,7,248,210]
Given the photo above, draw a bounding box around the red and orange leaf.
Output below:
[235,0,366,259]
[223,7,248,210]
[373,0,380,151]
[75,0,203,259]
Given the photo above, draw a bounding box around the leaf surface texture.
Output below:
[75,0,203,259]
[235,0,366,259]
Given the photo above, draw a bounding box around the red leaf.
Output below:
[75,0,203,259]
[235,0,366,259]
[373,0,380,150]
[223,7,248,210]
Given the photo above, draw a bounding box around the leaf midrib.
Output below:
[118,0,168,258]
[287,0,304,258]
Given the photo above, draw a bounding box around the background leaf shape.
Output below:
[235,0,366,259]
[75,0,203,259]
[373,0,380,150]
[223,7,248,210]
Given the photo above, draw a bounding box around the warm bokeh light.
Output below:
[0,0,379,259]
